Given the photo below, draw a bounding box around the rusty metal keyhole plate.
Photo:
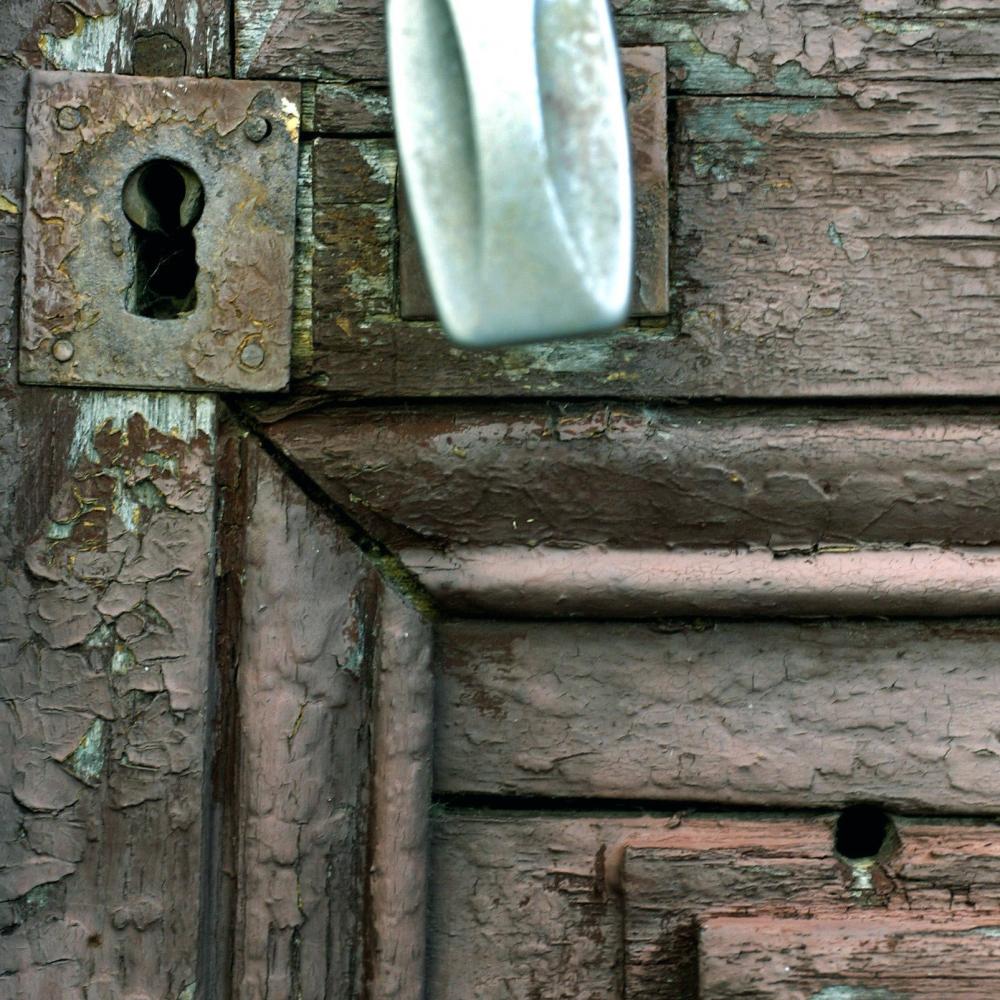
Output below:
[19,71,300,392]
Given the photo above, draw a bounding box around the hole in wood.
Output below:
[834,804,894,861]
[122,158,204,319]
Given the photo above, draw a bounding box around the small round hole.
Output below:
[834,804,893,861]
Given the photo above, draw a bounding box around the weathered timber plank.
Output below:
[236,0,385,81]
[404,545,1000,618]
[429,813,644,1000]
[222,434,434,1000]
[699,915,1000,997]
[434,619,1000,810]
[429,813,1000,1000]
[237,0,1000,96]
[623,817,1000,998]
[1,6,228,996]
[260,404,1000,552]
[0,393,217,999]
[368,587,434,1000]
[301,83,1000,398]
[228,436,377,1000]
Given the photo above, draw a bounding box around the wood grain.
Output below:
[434,618,1000,811]
[221,435,435,1000]
[237,0,1000,96]
[699,915,1000,998]
[429,814,641,1000]
[429,813,1000,1000]
[260,404,1000,552]
[623,817,1000,998]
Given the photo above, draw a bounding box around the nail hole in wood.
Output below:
[834,804,894,861]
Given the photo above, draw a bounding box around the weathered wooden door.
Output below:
[6,2,1000,998]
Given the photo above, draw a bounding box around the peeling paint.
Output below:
[64,719,107,785]
[39,10,126,73]
[0,194,18,214]
[234,0,284,75]
[69,393,214,468]
[111,644,137,675]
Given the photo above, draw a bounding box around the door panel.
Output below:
[434,618,1000,811]
[259,403,1000,552]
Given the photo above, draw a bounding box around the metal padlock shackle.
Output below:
[388,0,634,347]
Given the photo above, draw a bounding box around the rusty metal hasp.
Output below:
[387,0,634,348]
[19,71,300,392]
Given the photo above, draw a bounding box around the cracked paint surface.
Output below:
[1,393,216,996]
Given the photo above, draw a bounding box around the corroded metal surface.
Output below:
[20,70,300,391]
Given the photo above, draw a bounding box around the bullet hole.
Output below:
[834,804,894,861]
[122,159,204,319]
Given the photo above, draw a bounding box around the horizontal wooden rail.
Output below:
[404,544,1000,618]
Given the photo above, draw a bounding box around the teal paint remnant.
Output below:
[669,41,756,94]
[23,885,52,914]
[85,623,116,649]
[828,222,844,248]
[111,644,137,675]
[772,62,838,97]
[686,98,824,146]
[65,719,107,785]
[178,984,197,1000]
[686,98,824,178]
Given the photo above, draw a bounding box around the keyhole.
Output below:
[122,159,204,319]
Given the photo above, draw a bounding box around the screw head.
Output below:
[239,340,266,369]
[56,106,82,130]
[52,338,74,362]
[243,115,271,143]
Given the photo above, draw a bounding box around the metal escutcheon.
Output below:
[388,0,634,348]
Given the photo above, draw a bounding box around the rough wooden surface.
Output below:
[0,392,217,998]
[429,813,1000,1000]
[368,587,434,1000]
[434,618,1000,811]
[699,915,1000,997]
[235,0,384,80]
[15,0,229,77]
[260,404,1000,552]
[303,83,1000,398]
[1,4,228,996]
[623,817,1000,998]
[237,0,1000,95]
[429,813,642,1000]
[238,0,1000,398]
[228,436,377,1000]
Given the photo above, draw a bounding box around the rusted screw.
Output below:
[243,115,271,143]
[56,106,82,130]
[52,339,74,362]
[239,340,266,369]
